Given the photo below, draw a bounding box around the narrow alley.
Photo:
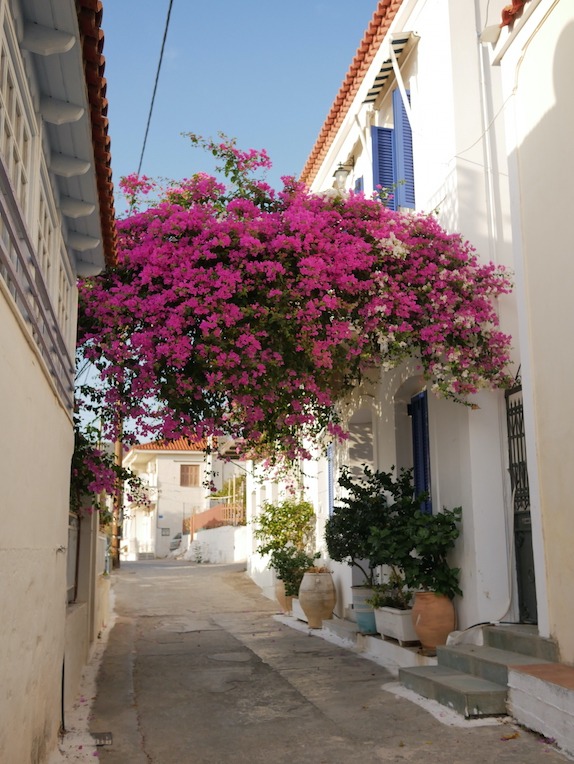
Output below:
[81,561,567,763]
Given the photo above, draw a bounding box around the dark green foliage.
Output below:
[325,465,423,587]
[401,505,462,599]
[325,464,462,599]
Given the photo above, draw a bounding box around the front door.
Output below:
[409,391,432,514]
[506,384,538,624]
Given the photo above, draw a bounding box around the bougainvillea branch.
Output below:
[76,134,513,464]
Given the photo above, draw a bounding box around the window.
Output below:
[372,88,415,210]
[180,464,199,487]
[0,17,33,218]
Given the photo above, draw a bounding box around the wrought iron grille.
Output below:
[505,385,530,513]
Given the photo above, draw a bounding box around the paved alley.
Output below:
[88,561,567,763]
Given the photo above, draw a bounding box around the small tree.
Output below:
[325,466,417,587]
[401,506,462,599]
[254,498,317,595]
[254,498,315,555]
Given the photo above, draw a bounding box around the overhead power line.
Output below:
[137,0,174,175]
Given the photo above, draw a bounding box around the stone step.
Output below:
[437,643,551,687]
[137,552,155,560]
[399,665,508,718]
[483,624,559,662]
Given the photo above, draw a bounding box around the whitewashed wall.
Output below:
[195,525,250,564]
[496,0,574,661]
[308,0,520,631]
[0,296,71,763]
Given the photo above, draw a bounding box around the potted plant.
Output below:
[401,505,462,654]
[269,546,318,610]
[298,565,337,628]
[254,498,316,613]
[325,465,409,633]
[366,571,418,645]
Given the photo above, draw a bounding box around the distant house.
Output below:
[123,437,246,559]
[0,0,115,760]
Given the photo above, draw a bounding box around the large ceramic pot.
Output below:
[351,586,378,634]
[411,591,456,653]
[298,571,336,628]
[275,579,293,615]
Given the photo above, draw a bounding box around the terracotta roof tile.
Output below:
[300,0,404,187]
[132,437,209,452]
[77,0,117,267]
[500,0,530,27]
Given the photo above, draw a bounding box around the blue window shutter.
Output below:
[410,391,432,513]
[392,88,415,209]
[371,126,396,210]
[354,176,364,192]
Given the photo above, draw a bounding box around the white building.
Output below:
[249,0,574,750]
[123,437,246,559]
[0,1,115,760]
[301,0,519,635]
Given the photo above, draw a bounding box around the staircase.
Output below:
[399,624,559,718]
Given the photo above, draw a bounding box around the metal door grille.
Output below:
[505,385,530,512]
[505,382,537,623]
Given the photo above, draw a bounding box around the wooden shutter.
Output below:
[392,88,415,209]
[409,391,432,513]
[180,464,199,487]
[371,126,396,209]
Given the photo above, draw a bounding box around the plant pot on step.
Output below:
[411,591,456,653]
[374,606,419,645]
[298,570,336,628]
[275,579,293,615]
[351,586,378,634]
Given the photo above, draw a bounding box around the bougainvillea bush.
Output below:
[77,135,512,465]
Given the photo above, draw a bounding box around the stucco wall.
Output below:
[156,454,207,557]
[500,1,574,662]
[196,525,250,564]
[0,293,72,763]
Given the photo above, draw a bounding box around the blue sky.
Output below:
[103,1,377,210]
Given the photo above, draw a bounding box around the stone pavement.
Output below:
[87,561,569,763]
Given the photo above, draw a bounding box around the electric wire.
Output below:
[136,0,174,175]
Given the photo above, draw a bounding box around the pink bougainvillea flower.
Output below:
[76,134,513,468]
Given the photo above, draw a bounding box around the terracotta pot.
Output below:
[275,579,293,614]
[411,592,456,653]
[298,572,336,628]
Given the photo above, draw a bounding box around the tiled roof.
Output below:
[500,0,531,27]
[132,437,210,452]
[77,0,117,267]
[300,0,404,187]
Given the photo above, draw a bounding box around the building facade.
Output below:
[301,0,519,633]
[123,438,246,559]
[0,0,115,760]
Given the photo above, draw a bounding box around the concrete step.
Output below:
[437,643,551,687]
[483,624,559,662]
[399,665,508,718]
[137,552,155,560]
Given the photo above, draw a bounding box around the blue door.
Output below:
[409,391,432,513]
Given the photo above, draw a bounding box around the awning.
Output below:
[363,32,419,105]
